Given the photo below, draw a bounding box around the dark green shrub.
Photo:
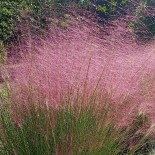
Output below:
[91,0,130,19]
[24,0,84,29]
[0,0,70,41]
[0,1,21,42]
[23,0,56,29]
[25,0,54,18]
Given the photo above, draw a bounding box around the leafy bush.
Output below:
[0,0,86,42]
[91,0,130,19]
[24,0,85,29]
[0,1,21,42]
[24,0,55,28]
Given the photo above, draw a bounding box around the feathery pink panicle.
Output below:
[9,16,155,126]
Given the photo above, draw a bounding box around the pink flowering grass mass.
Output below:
[5,15,155,128]
[1,10,155,154]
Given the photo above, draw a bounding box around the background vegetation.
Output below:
[132,0,155,41]
[1,0,155,44]
[0,1,20,42]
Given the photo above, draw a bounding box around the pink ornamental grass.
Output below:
[6,16,155,126]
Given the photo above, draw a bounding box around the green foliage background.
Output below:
[0,0,155,43]
[0,0,81,43]
[95,0,129,17]
[0,1,19,41]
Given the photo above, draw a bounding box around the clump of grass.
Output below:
[0,84,154,155]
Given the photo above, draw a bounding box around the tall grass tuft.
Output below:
[0,84,154,155]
